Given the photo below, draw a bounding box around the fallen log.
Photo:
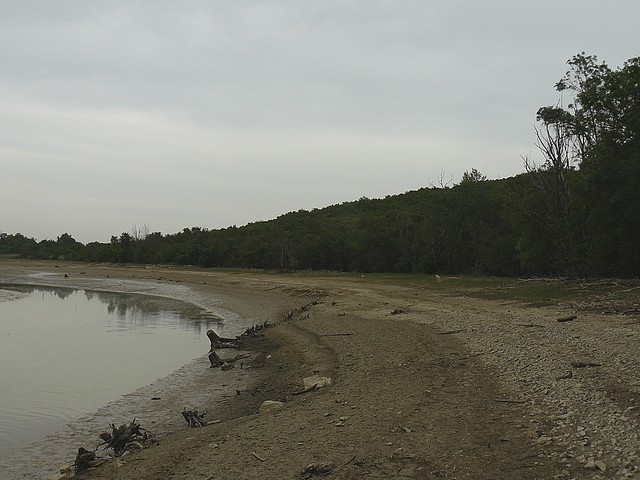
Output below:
[207,329,239,350]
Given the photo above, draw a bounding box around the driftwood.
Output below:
[208,350,224,368]
[207,329,239,350]
[438,329,465,335]
[99,419,149,457]
[240,320,274,338]
[74,447,102,474]
[182,408,207,427]
[208,322,275,368]
[283,301,319,322]
[209,350,252,369]
[207,329,239,367]
[207,321,274,353]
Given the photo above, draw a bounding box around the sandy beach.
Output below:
[0,259,638,479]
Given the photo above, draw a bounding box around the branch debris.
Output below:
[99,419,151,457]
[182,408,207,428]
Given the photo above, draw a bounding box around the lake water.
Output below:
[0,284,222,460]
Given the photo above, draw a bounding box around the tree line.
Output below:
[2,54,638,277]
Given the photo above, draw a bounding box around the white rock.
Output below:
[303,375,332,389]
[259,400,284,412]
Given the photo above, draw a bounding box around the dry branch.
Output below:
[99,419,150,457]
[182,408,207,428]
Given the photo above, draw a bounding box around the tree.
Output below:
[525,53,640,275]
[460,168,487,184]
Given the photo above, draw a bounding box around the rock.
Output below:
[536,435,552,445]
[259,400,284,412]
[303,375,332,390]
[585,457,605,470]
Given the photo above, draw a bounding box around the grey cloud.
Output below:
[2,1,640,242]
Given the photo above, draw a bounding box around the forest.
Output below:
[2,54,639,277]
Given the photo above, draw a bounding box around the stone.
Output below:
[259,400,284,412]
[303,375,332,390]
[585,457,606,470]
[594,460,607,472]
[536,435,552,445]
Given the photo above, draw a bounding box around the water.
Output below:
[0,284,222,460]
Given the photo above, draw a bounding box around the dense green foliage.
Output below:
[2,54,638,277]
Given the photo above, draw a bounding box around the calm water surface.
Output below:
[0,284,221,459]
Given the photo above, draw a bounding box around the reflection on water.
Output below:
[0,284,223,460]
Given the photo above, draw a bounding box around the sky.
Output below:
[2,1,639,244]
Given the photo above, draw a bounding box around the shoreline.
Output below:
[1,260,638,479]
[0,261,300,480]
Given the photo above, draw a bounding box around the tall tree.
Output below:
[526,53,640,275]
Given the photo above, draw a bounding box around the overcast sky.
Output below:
[2,1,639,243]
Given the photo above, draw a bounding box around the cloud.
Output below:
[2,1,640,242]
